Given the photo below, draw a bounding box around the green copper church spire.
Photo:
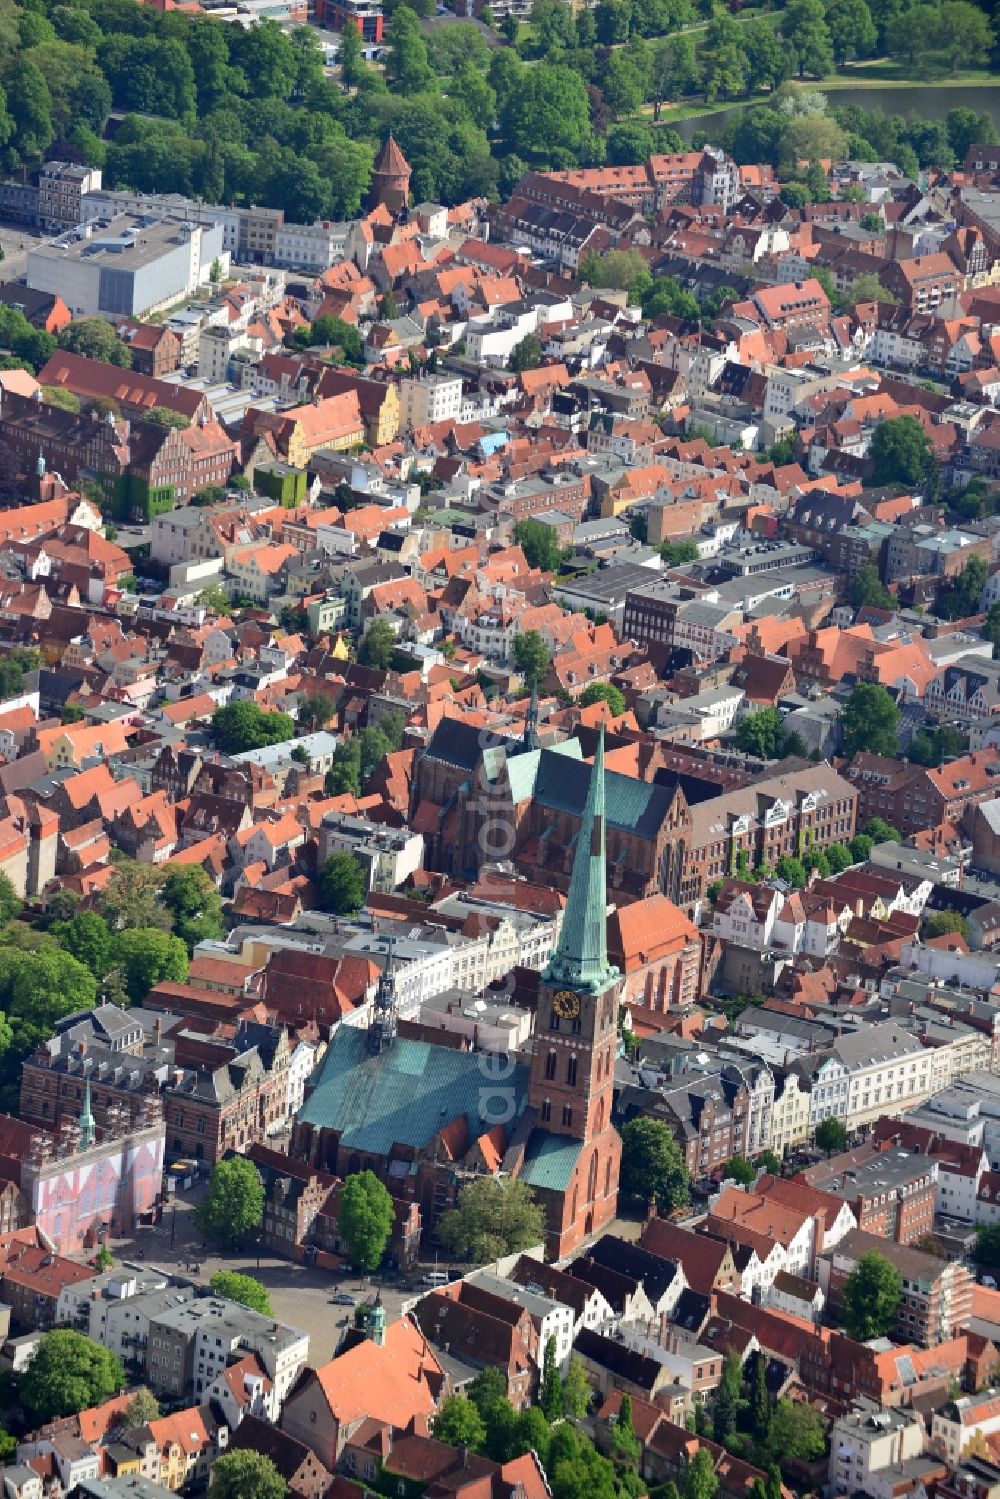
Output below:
[543,724,619,996]
[79,1077,95,1149]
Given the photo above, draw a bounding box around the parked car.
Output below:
[331,1292,356,1306]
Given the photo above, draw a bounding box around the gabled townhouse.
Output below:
[227,1414,333,1499]
[412,1282,538,1408]
[584,1235,687,1322]
[508,1253,616,1342]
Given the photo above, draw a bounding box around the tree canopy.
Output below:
[842,1251,903,1340]
[195,1157,265,1249]
[211,702,296,754]
[209,1271,273,1315]
[816,1117,848,1155]
[840,683,900,758]
[21,1330,124,1423]
[620,1116,691,1211]
[869,415,935,489]
[208,1451,288,1499]
[338,1170,395,1271]
[320,852,368,915]
[437,1176,545,1262]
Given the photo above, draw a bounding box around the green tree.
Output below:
[984,601,1000,658]
[975,1223,1000,1267]
[938,555,989,622]
[580,682,627,717]
[713,1351,741,1443]
[701,11,747,101]
[326,738,362,797]
[816,1117,848,1155]
[358,617,397,669]
[658,539,700,565]
[160,866,224,954]
[847,271,900,304]
[438,1176,545,1262]
[145,406,188,430]
[320,852,367,915]
[722,1155,755,1187]
[97,862,169,933]
[825,0,876,63]
[211,702,295,754]
[434,1395,487,1449]
[782,0,835,75]
[562,1356,592,1418]
[849,561,893,611]
[923,909,971,942]
[909,724,966,766]
[196,1157,265,1250]
[654,33,699,100]
[750,1351,771,1437]
[110,929,188,1003]
[937,1,994,73]
[613,1390,641,1465]
[682,1447,718,1499]
[841,682,899,758]
[774,855,807,887]
[508,333,543,372]
[43,385,81,412]
[499,62,590,167]
[208,1451,287,1499]
[826,842,853,873]
[339,17,365,86]
[948,106,999,161]
[338,1170,395,1270]
[734,707,782,759]
[540,1335,563,1420]
[7,60,54,163]
[742,19,788,92]
[209,1271,273,1315]
[297,692,336,732]
[0,872,20,930]
[52,910,112,978]
[620,1116,690,1211]
[513,517,566,573]
[386,6,437,94]
[850,832,874,863]
[512,630,549,687]
[20,1330,124,1423]
[842,1251,903,1339]
[862,817,900,844]
[869,414,934,488]
[766,1398,827,1462]
[308,316,364,363]
[600,51,646,117]
[198,583,231,613]
[469,1364,508,1417]
[58,318,131,367]
[124,1388,161,1426]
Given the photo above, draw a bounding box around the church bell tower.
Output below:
[525,726,623,1253]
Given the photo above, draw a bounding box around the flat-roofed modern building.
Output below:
[28,215,227,320]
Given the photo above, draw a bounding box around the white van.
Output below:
[421,1270,451,1285]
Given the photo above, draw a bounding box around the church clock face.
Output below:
[552,989,581,1021]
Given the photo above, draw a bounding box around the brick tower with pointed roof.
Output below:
[370,134,412,216]
[520,725,623,1257]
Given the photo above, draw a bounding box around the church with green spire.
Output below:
[293,729,622,1260]
[515,725,623,1256]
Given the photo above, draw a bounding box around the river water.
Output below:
[675,83,1000,142]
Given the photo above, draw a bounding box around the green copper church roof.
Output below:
[298,1025,529,1154]
[504,737,582,804]
[520,1130,583,1193]
[543,725,619,996]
